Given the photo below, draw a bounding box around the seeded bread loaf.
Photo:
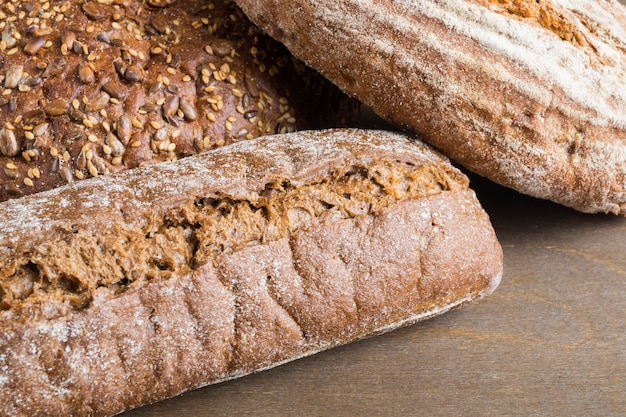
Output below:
[0,0,358,201]
[0,129,503,416]
[234,0,626,214]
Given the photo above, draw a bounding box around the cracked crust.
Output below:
[0,129,502,416]
[233,0,626,214]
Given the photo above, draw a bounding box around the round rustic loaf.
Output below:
[234,0,626,214]
[0,0,358,201]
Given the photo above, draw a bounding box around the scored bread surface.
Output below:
[0,129,502,416]
[234,0,626,214]
[0,0,357,201]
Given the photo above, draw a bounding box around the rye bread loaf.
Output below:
[0,0,358,202]
[0,129,503,417]
[234,0,626,214]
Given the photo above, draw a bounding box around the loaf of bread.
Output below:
[234,0,626,214]
[0,0,358,201]
[0,129,503,416]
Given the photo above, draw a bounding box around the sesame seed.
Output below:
[130,140,141,148]
[5,162,17,170]
[24,131,35,140]
[75,169,84,180]
[206,112,216,122]
[23,177,34,187]
[150,121,162,130]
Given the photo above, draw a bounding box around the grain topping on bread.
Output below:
[0,0,357,201]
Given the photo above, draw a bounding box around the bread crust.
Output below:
[0,129,502,416]
[0,0,357,201]
[233,0,626,214]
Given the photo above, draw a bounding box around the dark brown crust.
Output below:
[0,0,358,201]
[0,129,502,417]
[233,0,626,214]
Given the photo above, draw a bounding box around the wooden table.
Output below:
[123,143,625,416]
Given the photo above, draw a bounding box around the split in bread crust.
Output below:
[0,129,502,416]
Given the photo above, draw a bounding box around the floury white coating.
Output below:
[326,0,626,127]
[233,0,626,214]
[0,129,502,417]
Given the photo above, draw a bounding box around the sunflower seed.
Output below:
[85,91,110,112]
[179,99,197,121]
[44,99,70,117]
[82,2,106,20]
[163,95,179,118]
[78,63,95,84]
[105,132,125,156]
[33,123,49,137]
[124,65,144,83]
[117,115,132,144]
[1,24,17,48]
[0,127,19,157]
[102,81,126,100]
[4,65,23,89]
[24,37,45,55]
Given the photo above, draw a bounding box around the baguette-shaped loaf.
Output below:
[0,0,357,202]
[0,129,502,416]
[234,0,626,214]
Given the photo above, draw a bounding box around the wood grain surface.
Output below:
[120,139,626,416]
